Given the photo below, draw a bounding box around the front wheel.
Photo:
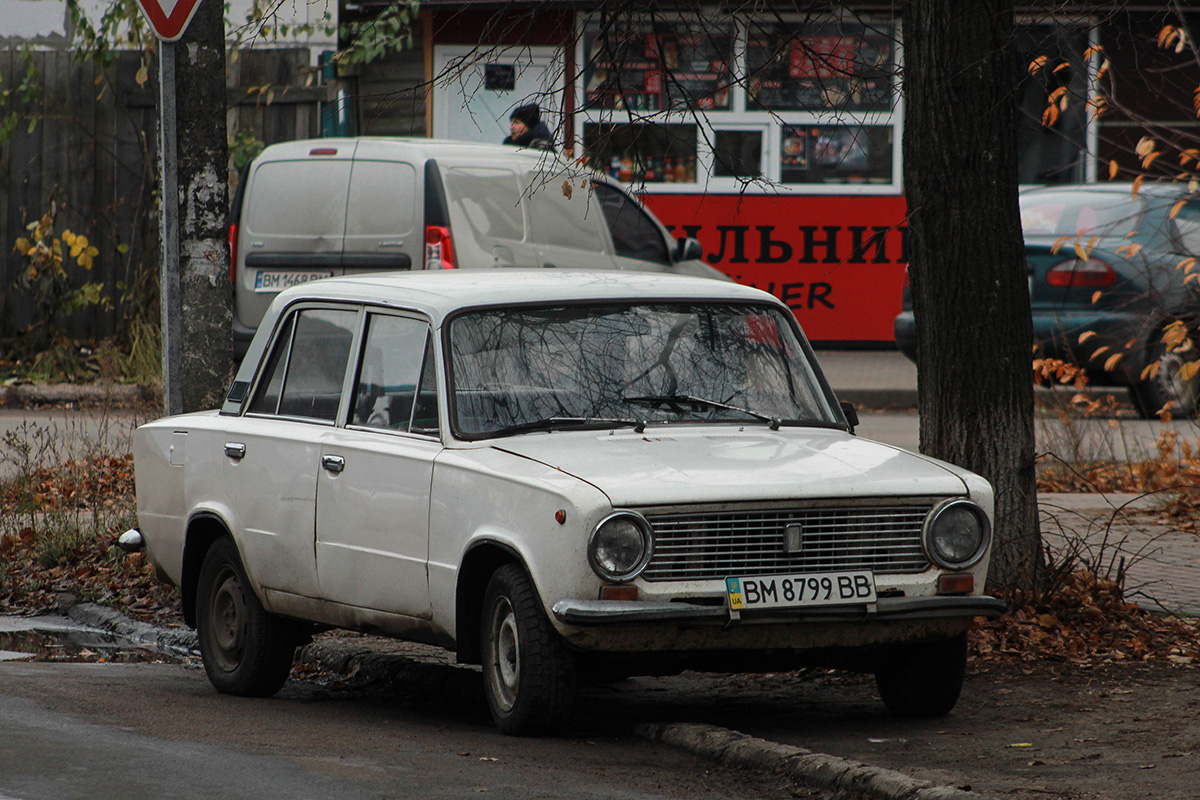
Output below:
[481,564,575,736]
[874,632,967,718]
[195,537,298,697]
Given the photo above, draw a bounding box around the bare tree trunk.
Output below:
[901,0,1042,595]
[174,0,232,412]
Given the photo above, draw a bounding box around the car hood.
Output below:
[491,426,971,506]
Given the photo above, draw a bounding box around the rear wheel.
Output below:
[1133,328,1200,418]
[196,537,298,697]
[874,632,967,718]
[481,564,575,736]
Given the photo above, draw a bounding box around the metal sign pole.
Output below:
[158,40,182,416]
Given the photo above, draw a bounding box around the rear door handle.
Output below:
[224,442,246,459]
[321,454,346,474]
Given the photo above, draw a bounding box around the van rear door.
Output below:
[343,154,419,274]
[235,142,356,339]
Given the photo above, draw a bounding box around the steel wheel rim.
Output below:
[486,596,520,713]
[1159,350,1198,414]
[208,566,246,673]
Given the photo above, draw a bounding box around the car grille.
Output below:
[641,503,933,582]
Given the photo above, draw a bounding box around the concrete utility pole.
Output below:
[157,0,232,413]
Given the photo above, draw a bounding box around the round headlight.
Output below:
[924,499,990,569]
[588,512,653,581]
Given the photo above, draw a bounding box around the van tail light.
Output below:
[1046,258,1116,288]
[425,225,456,269]
[228,223,239,283]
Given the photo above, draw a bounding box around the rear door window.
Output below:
[250,307,359,422]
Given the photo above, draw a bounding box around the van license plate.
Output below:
[253,270,335,292]
[726,571,876,610]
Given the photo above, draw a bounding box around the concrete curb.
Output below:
[637,722,990,800]
[0,383,156,408]
[66,602,198,657]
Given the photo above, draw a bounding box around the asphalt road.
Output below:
[0,657,824,800]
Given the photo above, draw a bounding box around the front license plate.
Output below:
[726,571,876,611]
[253,270,335,293]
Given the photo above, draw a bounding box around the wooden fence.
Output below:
[0,46,328,343]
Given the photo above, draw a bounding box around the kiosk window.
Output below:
[714,131,763,178]
[780,125,893,184]
[746,21,895,112]
[584,123,698,184]
[584,20,734,112]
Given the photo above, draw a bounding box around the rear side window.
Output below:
[249,308,358,422]
[594,183,670,264]
[523,172,608,252]
[1171,200,1200,255]
[244,160,352,237]
[1019,191,1143,237]
[346,160,418,238]
[444,167,525,242]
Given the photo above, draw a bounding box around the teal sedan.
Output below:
[895,183,1200,417]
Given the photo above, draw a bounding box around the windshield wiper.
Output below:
[622,394,781,429]
[490,416,648,437]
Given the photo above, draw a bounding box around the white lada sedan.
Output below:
[129,270,1004,735]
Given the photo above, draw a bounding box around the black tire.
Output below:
[874,632,967,718]
[481,563,575,736]
[195,537,297,697]
[1133,332,1200,418]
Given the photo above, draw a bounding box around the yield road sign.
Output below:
[135,0,204,41]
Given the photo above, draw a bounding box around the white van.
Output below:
[230,138,720,355]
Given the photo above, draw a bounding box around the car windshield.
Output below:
[1020,191,1144,238]
[447,302,837,438]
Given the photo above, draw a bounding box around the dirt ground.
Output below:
[562,658,1200,800]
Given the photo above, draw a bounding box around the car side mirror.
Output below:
[674,236,704,263]
[840,401,859,434]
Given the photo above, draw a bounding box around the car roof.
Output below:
[224,271,785,415]
[1021,182,1187,200]
[270,270,776,325]
[255,137,564,166]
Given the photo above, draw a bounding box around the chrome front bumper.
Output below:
[553,595,1006,626]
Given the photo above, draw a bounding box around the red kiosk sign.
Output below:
[135,0,204,41]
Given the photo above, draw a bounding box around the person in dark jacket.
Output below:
[503,103,556,152]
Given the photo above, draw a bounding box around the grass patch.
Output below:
[0,409,178,620]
